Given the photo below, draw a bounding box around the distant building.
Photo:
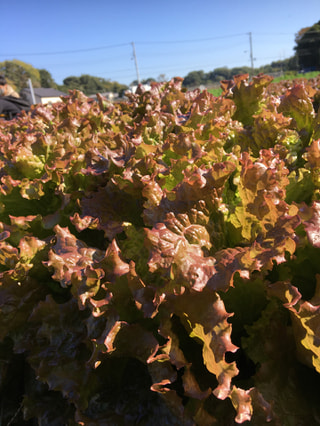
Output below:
[21,88,67,105]
[88,92,119,101]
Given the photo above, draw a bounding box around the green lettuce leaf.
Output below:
[278,84,316,144]
[221,74,273,126]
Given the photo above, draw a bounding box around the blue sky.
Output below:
[2,0,320,86]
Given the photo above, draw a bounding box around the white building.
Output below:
[21,88,66,105]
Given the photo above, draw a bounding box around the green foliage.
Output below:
[183,70,208,87]
[294,20,320,71]
[272,70,320,83]
[39,68,57,89]
[182,59,298,89]
[0,59,41,91]
[61,74,128,96]
[131,77,157,85]
[0,59,128,96]
[1,74,320,424]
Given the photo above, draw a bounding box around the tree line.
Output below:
[0,59,128,97]
[0,57,298,98]
[294,20,320,71]
[181,57,298,88]
[0,21,319,97]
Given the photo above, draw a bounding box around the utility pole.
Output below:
[248,32,255,76]
[131,42,140,85]
[28,78,36,104]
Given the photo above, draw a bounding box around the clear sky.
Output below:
[2,0,319,87]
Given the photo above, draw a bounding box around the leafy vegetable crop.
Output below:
[1,74,320,425]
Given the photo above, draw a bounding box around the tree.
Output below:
[210,67,232,81]
[229,66,252,76]
[61,74,128,96]
[294,21,320,71]
[39,69,57,88]
[62,76,82,92]
[109,81,129,97]
[0,60,41,92]
[183,70,206,87]
[130,77,156,86]
[143,77,156,84]
[79,75,104,94]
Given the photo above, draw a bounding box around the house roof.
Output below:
[22,88,67,97]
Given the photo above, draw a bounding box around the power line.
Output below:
[39,40,249,70]
[2,42,131,56]
[2,31,298,85]
[2,31,296,58]
[2,33,250,56]
[135,33,247,44]
[254,32,293,36]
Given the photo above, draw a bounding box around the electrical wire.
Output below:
[135,33,248,45]
[2,43,131,56]
[1,31,304,85]
[2,30,315,58]
[3,32,251,56]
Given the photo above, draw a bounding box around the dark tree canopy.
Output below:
[130,77,156,86]
[183,70,206,87]
[294,21,320,71]
[39,69,57,88]
[61,74,128,96]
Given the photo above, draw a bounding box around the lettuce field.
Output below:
[1,73,320,425]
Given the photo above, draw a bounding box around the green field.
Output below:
[207,70,320,97]
[271,70,320,82]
